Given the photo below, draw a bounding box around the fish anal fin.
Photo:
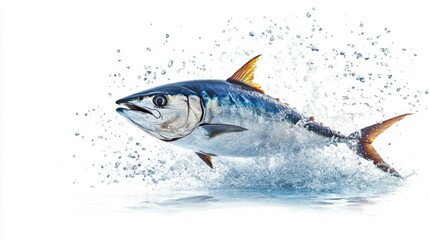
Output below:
[195,152,215,168]
[227,55,264,93]
[200,123,247,138]
[351,113,411,177]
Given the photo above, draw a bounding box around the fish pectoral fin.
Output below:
[200,123,247,138]
[227,55,265,93]
[195,152,215,168]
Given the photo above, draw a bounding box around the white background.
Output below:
[1,0,429,239]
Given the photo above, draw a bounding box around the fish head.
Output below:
[115,84,203,141]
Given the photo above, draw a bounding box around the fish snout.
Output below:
[115,95,135,105]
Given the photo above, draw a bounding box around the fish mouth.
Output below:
[116,103,160,118]
[124,103,152,114]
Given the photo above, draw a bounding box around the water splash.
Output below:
[73,11,423,195]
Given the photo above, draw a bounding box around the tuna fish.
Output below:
[116,55,410,177]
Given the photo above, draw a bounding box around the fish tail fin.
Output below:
[349,113,411,177]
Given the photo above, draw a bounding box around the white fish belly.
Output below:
[173,120,332,157]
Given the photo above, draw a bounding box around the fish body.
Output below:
[168,80,340,157]
[116,55,409,176]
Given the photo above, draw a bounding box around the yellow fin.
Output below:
[227,55,264,93]
[195,152,215,168]
[354,113,411,177]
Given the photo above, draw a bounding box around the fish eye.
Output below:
[153,94,167,107]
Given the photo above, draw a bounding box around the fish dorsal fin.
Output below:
[227,55,264,93]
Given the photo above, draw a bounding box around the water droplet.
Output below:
[165,34,169,38]
[147,47,151,51]
[270,35,275,41]
[306,12,311,18]
[310,44,319,51]
[116,49,120,53]
[137,75,141,79]
[396,88,401,92]
[425,90,428,94]
[360,22,364,28]
[296,35,301,38]
[161,70,166,75]
[249,31,255,37]
[356,53,362,59]
[168,60,173,67]
[356,76,365,82]
[75,132,80,136]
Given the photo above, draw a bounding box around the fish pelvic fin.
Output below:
[227,55,265,93]
[349,113,411,178]
[195,152,215,168]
